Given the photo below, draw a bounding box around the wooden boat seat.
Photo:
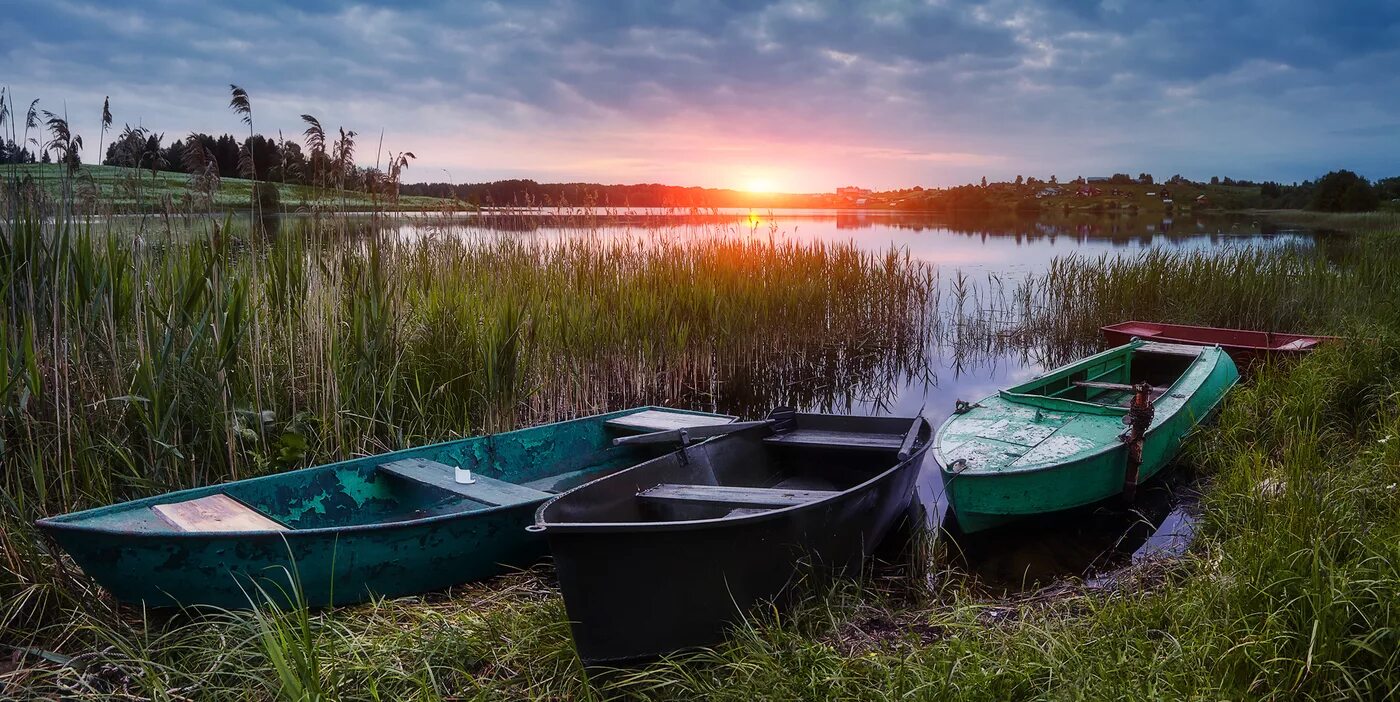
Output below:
[152,494,288,533]
[762,429,902,451]
[1137,341,1204,357]
[604,410,732,433]
[378,458,550,507]
[637,483,839,508]
[1072,380,1169,394]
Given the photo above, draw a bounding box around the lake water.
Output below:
[348,208,1322,588]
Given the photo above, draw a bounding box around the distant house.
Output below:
[1195,194,1210,205]
[1037,187,1061,198]
[836,186,872,199]
[1086,176,1111,184]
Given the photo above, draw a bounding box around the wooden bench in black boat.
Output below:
[637,483,839,508]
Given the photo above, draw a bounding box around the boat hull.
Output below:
[1102,320,1336,365]
[42,506,542,609]
[938,343,1238,533]
[535,415,930,663]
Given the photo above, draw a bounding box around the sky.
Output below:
[5,0,1400,192]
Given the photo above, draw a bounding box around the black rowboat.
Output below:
[530,408,933,663]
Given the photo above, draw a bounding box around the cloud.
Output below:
[4,0,1399,189]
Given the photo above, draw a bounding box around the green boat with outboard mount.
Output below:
[936,340,1238,533]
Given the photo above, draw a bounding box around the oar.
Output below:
[897,416,930,462]
[611,420,773,446]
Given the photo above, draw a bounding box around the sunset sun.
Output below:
[742,178,773,193]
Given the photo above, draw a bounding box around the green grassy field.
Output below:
[5,163,457,212]
[3,186,1399,698]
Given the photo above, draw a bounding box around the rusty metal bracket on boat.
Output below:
[1119,382,1156,502]
[954,400,980,414]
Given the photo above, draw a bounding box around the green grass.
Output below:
[5,163,457,212]
[4,181,1400,699]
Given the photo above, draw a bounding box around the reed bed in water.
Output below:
[0,205,938,633]
[1019,239,1400,364]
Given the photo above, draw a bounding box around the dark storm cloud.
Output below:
[5,0,1399,187]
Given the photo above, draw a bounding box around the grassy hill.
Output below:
[2,163,457,212]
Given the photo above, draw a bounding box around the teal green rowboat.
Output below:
[936,340,1238,533]
[37,407,732,608]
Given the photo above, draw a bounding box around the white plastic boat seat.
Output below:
[1116,324,1161,337]
[604,410,733,433]
[152,494,288,532]
[1277,338,1317,351]
[637,483,839,508]
[763,429,903,451]
[378,458,550,507]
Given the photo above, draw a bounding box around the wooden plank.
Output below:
[378,458,550,507]
[763,429,902,450]
[152,494,287,533]
[605,410,732,433]
[638,483,839,507]
[1137,341,1205,357]
[1277,338,1317,351]
[1073,381,1169,394]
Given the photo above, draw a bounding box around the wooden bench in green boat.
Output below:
[1071,380,1171,405]
[637,483,839,508]
[378,458,551,507]
[1138,341,1205,357]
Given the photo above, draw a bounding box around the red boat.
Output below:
[1101,321,1338,364]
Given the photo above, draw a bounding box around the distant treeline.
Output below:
[1,138,41,164]
[7,109,1397,213]
[96,128,391,192]
[1253,171,1399,212]
[398,180,832,208]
